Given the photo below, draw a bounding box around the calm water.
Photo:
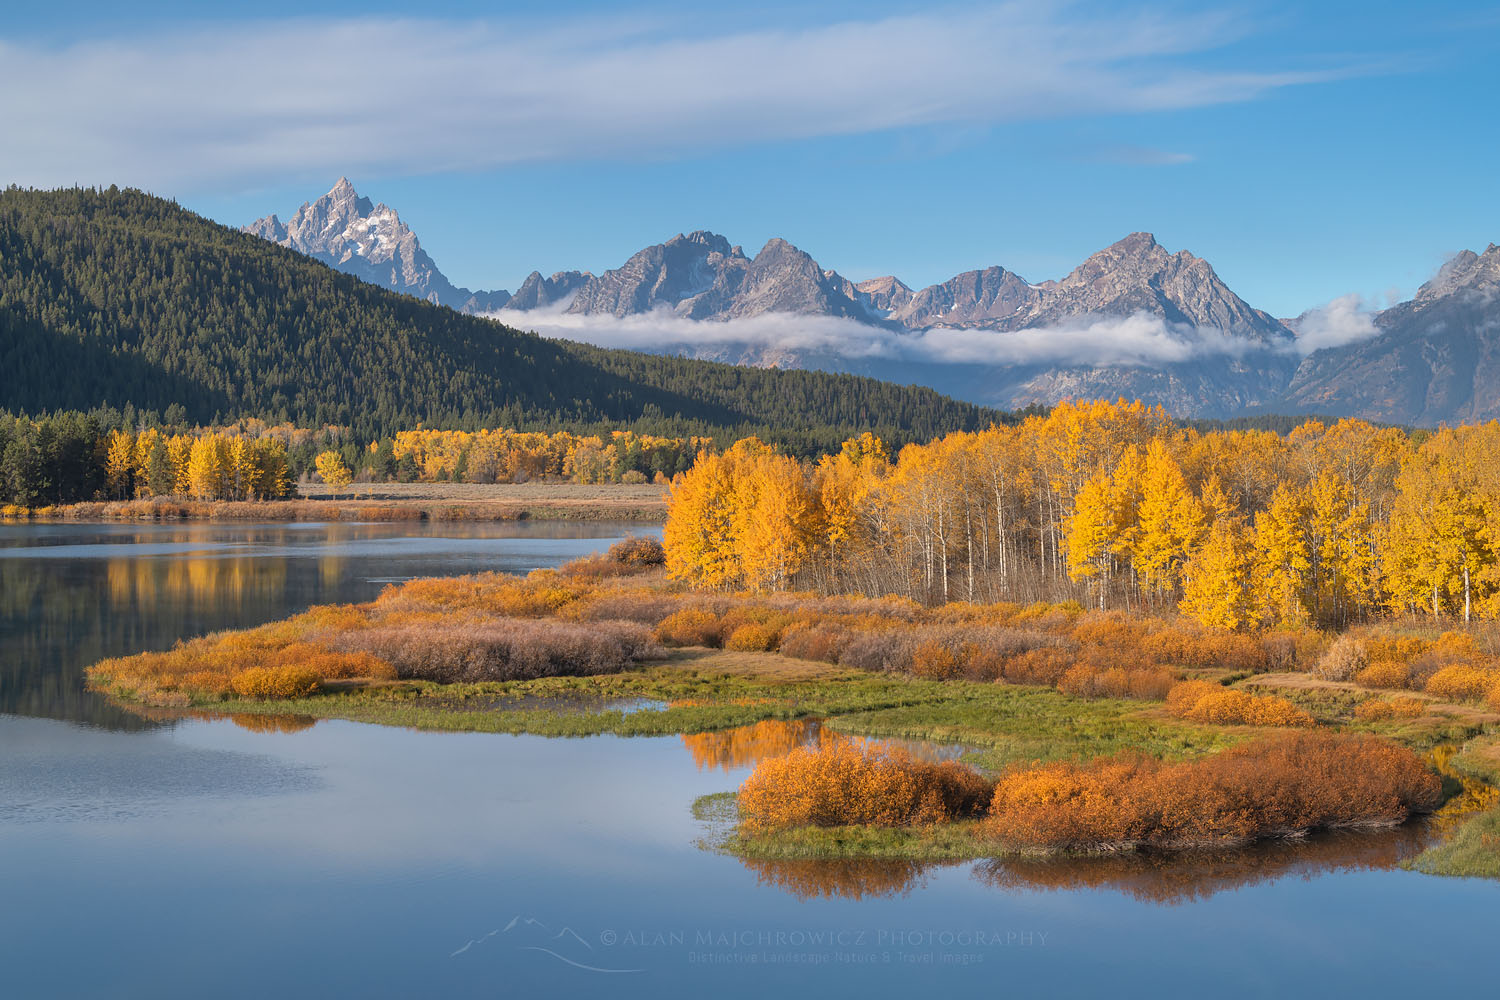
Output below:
[1,522,1497,998]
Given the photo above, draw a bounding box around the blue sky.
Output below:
[3,1,1497,316]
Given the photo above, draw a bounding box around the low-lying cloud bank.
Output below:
[1288,294,1380,353]
[499,307,1276,369]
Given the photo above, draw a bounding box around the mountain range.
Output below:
[248,179,1500,424]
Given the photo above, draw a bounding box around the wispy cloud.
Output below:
[0,4,1348,190]
[1289,293,1380,354]
[505,306,1269,369]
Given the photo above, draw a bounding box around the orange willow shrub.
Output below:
[737,742,993,832]
[910,640,960,680]
[1356,661,1411,689]
[1058,665,1177,701]
[1424,663,1499,701]
[1354,697,1427,721]
[654,608,724,647]
[987,733,1440,851]
[1165,681,1313,727]
[725,623,780,652]
[230,665,321,699]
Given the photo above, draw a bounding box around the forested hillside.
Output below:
[0,186,999,446]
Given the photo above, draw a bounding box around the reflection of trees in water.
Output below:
[739,825,1450,906]
[682,719,830,771]
[742,857,940,900]
[681,719,967,772]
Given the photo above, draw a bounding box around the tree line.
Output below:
[663,399,1500,628]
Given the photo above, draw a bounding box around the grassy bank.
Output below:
[83,546,1500,872]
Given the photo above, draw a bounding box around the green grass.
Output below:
[1408,809,1500,878]
[202,661,1244,767]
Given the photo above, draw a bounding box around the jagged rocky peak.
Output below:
[1034,232,1291,342]
[895,266,1036,327]
[244,178,518,312]
[502,270,591,311]
[856,275,913,315]
[1415,245,1500,303]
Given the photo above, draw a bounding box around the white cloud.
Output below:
[0,5,1346,190]
[1290,293,1380,354]
[502,306,1269,369]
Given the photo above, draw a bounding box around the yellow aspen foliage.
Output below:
[104,430,136,499]
[187,434,229,500]
[1252,484,1312,625]
[664,450,740,589]
[732,451,817,592]
[1133,438,1203,597]
[1180,516,1255,629]
[168,435,194,494]
[1066,472,1114,607]
[315,451,353,497]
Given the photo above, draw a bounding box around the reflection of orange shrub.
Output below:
[230,665,321,699]
[682,719,827,771]
[1354,697,1426,721]
[987,733,1439,850]
[1424,664,1498,701]
[1165,681,1313,727]
[1357,661,1410,689]
[654,608,723,647]
[725,623,780,652]
[230,713,317,734]
[738,742,992,832]
[743,858,927,901]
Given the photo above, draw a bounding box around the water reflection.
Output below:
[681,718,969,772]
[0,520,655,729]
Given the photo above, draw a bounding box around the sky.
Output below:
[3,0,1497,318]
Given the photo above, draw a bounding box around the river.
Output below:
[1,521,1495,998]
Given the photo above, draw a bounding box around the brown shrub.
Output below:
[654,608,724,647]
[837,632,913,673]
[1000,646,1075,686]
[332,618,655,682]
[737,741,993,832]
[987,733,1440,850]
[778,622,851,664]
[1315,634,1368,681]
[571,590,681,625]
[607,535,666,566]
